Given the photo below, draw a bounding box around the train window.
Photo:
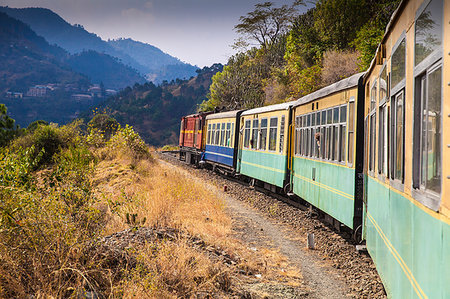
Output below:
[226,123,231,147]
[327,109,332,124]
[279,116,285,154]
[340,106,346,123]
[207,124,211,145]
[415,0,443,66]
[333,108,339,123]
[391,91,404,181]
[378,104,388,175]
[269,117,278,151]
[211,124,216,145]
[348,101,355,165]
[391,38,406,89]
[380,66,387,103]
[413,65,442,195]
[215,124,220,145]
[310,128,315,157]
[321,111,326,125]
[251,119,259,149]
[244,120,251,148]
[259,118,268,151]
[220,123,225,146]
[320,127,325,159]
[326,127,332,160]
[317,111,321,125]
[339,124,346,162]
[311,113,316,126]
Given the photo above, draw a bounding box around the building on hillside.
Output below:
[71,94,93,101]
[26,85,50,97]
[5,91,23,99]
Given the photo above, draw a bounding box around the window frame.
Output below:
[412,59,443,211]
[259,118,268,151]
[243,119,251,148]
[268,117,278,152]
[251,118,259,150]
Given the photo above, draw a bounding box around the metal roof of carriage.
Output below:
[206,110,243,120]
[241,101,296,116]
[293,72,365,108]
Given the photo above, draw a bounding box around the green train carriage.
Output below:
[289,73,366,230]
[362,0,450,297]
[236,102,295,192]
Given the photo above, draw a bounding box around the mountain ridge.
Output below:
[0,6,199,84]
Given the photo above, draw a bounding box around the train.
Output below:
[179,0,449,297]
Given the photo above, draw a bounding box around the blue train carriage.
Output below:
[362,0,449,297]
[236,102,295,192]
[290,72,365,230]
[204,110,243,172]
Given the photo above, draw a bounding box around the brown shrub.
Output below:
[321,50,359,86]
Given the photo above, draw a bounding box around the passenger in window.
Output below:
[315,132,322,154]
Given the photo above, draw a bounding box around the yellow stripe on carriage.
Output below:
[367,213,427,299]
[241,161,286,174]
[293,173,354,200]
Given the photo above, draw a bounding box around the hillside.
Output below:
[88,64,223,146]
[108,38,199,83]
[0,6,199,84]
[66,50,146,90]
[0,12,88,93]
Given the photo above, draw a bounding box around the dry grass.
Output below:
[93,151,304,297]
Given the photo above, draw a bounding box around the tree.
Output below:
[0,104,18,147]
[234,1,303,48]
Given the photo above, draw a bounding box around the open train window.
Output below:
[244,120,251,148]
[226,123,231,147]
[251,119,259,149]
[231,123,235,148]
[390,90,404,183]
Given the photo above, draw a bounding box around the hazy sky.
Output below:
[0,0,313,67]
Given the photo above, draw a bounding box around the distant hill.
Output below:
[0,6,199,84]
[108,38,199,83]
[66,50,146,90]
[0,11,88,93]
[86,64,223,146]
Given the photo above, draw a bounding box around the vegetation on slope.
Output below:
[0,12,89,93]
[201,0,401,110]
[88,64,223,146]
[0,112,303,297]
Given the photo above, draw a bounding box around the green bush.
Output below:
[108,125,151,160]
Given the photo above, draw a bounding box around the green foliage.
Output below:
[11,121,82,169]
[202,38,288,110]
[0,125,106,297]
[0,104,18,147]
[314,0,369,50]
[289,65,322,98]
[26,120,49,132]
[88,113,119,140]
[108,125,151,160]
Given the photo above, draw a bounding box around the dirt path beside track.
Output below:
[158,152,387,298]
[158,157,358,298]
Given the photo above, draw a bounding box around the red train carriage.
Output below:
[179,112,212,164]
